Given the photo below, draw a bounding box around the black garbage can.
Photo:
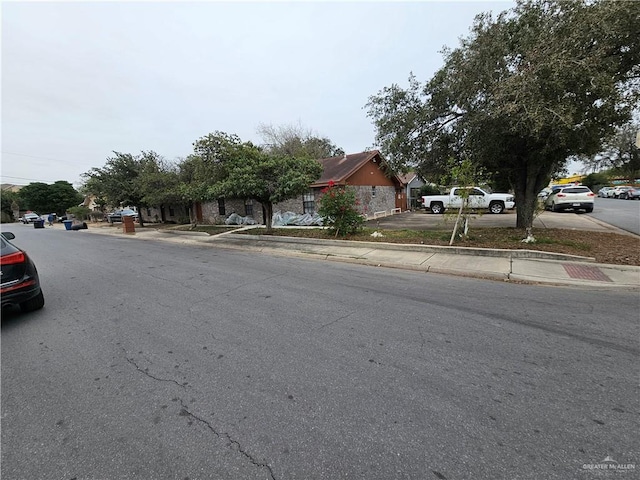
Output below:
[34,220,45,229]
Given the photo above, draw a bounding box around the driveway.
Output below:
[367,210,623,233]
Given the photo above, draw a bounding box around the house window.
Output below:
[218,198,226,216]
[372,186,376,198]
[169,206,175,216]
[244,199,254,217]
[303,190,315,214]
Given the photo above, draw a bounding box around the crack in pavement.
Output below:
[123,350,275,479]
[318,311,356,330]
[179,400,276,480]
[125,355,189,390]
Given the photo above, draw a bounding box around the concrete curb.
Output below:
[215,233,597,262]
[160,229,210,237]
[78,223,639,289]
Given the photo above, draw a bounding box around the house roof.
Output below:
[398,173,417,185]
[311,150,400,187]
[398,172,427,186]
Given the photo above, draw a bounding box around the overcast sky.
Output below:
[2,0,518,188]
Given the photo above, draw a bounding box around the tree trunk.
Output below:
[136,205,145,227]
[264,201,274,231]
[513,159,551,231]
[449,202,464,246]
[187,202,197,228]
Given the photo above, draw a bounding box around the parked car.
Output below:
[422,187,515,214]
[107,209,139,223]
[1,232,45,312]
[537,188,552,201]
[21,212,40,224]
[610,186,632,198]
[619,187,640,200]
[597,187,614,198]
[538,185,565,202]
[544,185,595,212]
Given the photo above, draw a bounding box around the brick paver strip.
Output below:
[563,264,612,282]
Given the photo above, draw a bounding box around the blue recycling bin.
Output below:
[63,220,73,230]
[34,220,45,229]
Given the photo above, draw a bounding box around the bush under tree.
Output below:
[317,181,365,238]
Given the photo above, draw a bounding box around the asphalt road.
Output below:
[589,197,640,235]
[2,225,638,480]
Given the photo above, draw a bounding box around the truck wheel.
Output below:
[489,201,504,214]
[430,203,444,214]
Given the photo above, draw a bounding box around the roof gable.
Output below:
[312,150,400,187]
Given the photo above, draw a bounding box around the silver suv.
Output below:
[21,213,40,224]
[544,186,595,213]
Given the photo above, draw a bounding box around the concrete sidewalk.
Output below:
[78,222,639,290]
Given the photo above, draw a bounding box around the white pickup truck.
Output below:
[422,187,515,214]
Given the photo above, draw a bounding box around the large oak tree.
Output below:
[366,0,639,233]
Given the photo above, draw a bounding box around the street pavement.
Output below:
[44,211,639,290]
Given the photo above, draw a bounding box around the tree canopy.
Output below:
[257,122,344,159]
[82,151,166,227]
[1,190,20,222]
[366,0,640,232]
[209,133,324,230]
[18,181,83,216]
[82,131,324,229]
[137,151,182,211]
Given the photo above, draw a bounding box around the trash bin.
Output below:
[122,215,135,233]
[71,222,88,231]
[63,220,73,230]
[34,219,45,229]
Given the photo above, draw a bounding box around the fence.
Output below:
[366,208,403,220]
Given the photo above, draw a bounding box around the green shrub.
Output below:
[317,181,364,238]
[67,206,92,221]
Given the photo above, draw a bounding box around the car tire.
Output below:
[585,206,594,213]
[489,201,504,214]
[552,202,561,212]
[430,203,445,214]
[20,290,45,313]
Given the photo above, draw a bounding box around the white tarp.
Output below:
[272,211,324,227]
[225,213,257,225]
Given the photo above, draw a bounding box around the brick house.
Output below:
[142,150,405,225]
[304,150,405,219]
